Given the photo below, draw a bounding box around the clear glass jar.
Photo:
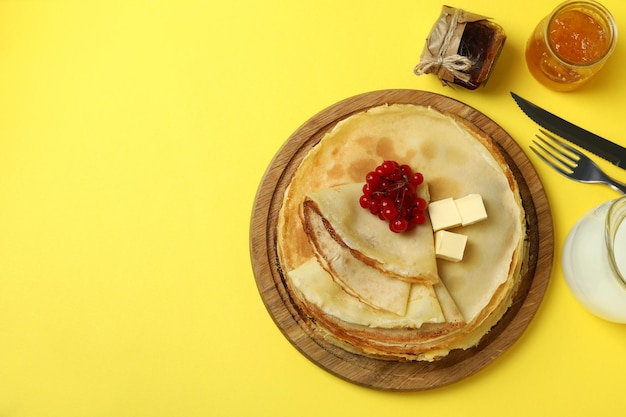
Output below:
[525,0,617,91]
[562,196,626,322]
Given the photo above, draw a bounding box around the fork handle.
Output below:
[605,177,626,194]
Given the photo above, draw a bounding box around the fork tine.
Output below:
[534,133,579,168]
[538,129,583,161]
[530,143,573,176]
[533,136,576,170]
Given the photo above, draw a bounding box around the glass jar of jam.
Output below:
[525,0,617,91]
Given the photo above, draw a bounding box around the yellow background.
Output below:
[0,0,625,416]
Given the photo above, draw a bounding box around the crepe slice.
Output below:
[432,278,465,324]
[288,258,446,328]
[301,194,410,315]
[303,183,439,285]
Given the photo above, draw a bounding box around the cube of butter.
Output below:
[428,197,462,231]
[434,230,468,262]
[454,194,488,226]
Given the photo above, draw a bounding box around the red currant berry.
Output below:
[359,194,370,209]
[389,169,402,181]
[379,197,393,210]
[365,171,381,186]
[390,217,409,233]
[382,205,399,220]
[411,212,426,225]
[379,180,391,191]
[410,172,424,186]
[380,160,398,176]
[368,198,380,214]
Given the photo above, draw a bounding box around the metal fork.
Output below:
[530,129,626,194]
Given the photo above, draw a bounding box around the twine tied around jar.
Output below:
[414,8,472,83]
[414,6,492,85]
[414,55,473,83]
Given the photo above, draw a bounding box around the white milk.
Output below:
[562,199,626,323]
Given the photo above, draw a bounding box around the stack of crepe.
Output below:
[276,104,526,361]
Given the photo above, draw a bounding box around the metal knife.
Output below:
[511,92,626,169]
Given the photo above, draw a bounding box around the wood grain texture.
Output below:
[249,89,554,391]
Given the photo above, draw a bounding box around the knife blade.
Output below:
[511,92,626,169]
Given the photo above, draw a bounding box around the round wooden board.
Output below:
[249,89,554,391]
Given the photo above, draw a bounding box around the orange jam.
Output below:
[525,1,617,91]
[549,9,609,63]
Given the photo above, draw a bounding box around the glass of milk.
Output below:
[562,196,626,322]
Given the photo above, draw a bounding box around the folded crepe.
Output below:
[302,192,413,315]
[276,104,526,361]
[287,258,450,328]
[304,183,439,285]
